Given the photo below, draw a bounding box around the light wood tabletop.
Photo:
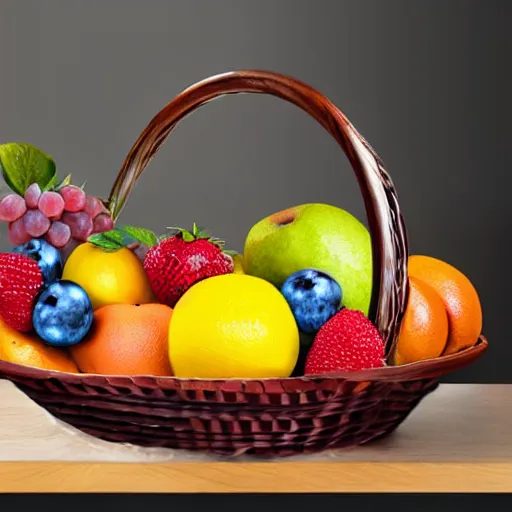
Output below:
[0,380,510,493]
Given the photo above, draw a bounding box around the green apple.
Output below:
[243,203,373,315]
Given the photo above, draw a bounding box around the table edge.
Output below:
[0,461,510,493]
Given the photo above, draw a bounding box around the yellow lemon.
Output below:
[233,253,245,275]
[62,242,155,310]
[168,273,299,379]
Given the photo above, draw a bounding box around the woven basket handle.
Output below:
[107,70,409,355]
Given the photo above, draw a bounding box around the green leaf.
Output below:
[181,230,195,242]
[87,234,123,251]
[88,229,133,251]
[52,173,72,191]
[209,236,225,249]
[88,226,158,251]
[194,224,211,239]
[223,249,238,256]
[121,225,158,247]
[166,226,195,242]
[0,143,57,195]
[43,173,61,191]
[163,224,227,248]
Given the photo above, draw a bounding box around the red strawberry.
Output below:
[305,308,386,374]
[143,224,235,307]
[0,253,43,332]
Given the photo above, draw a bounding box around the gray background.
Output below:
[0,0,508,382]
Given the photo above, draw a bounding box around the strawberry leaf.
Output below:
[209,237,225,249]
[0,143,57,195]
[164,224,229,250]
[195,226,211,239]
[166,226,195,242]
[193,224,212,239]
[223,249,238,256]
[181,230,195,242]
[121,225,158,247]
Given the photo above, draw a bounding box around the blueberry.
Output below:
[281,269,342,333]
[32,280,93,347]
[13,238,63,284]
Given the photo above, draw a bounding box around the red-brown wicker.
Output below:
[0,70,488,457]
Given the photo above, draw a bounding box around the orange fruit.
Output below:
[70,303,173,376]
[0,317,78,373]
[392,276,449,365]
[408,255,482,355]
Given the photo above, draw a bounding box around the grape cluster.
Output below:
[0,183,114,248]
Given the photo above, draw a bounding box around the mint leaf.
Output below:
[0,143,57,195]
[87,235,123,251]
[88,226,157,251]
[121,226,158,247]
[88,229,132,251]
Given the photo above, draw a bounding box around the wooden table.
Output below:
[0,381,510,493]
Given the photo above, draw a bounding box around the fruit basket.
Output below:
[0,70,487,457]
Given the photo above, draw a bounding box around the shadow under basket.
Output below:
[0,70,488,457]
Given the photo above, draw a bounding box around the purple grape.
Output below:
[92,213,114,234]
[46,221,72,248]
[62,211,93,241]
[60,186,86,212]
[8,217,31,246]
[0,194,27,222]
[38,191,65,219]
[24,183,42,209]
[84,196,103,219]
[23,209,51,237]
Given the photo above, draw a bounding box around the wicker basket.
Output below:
[0,70,488,457]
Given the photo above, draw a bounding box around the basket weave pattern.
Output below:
[0,334,486,456]
[0,360,442,456]
[0,70,488,457]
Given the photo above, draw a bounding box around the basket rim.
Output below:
[0,335,488,387]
